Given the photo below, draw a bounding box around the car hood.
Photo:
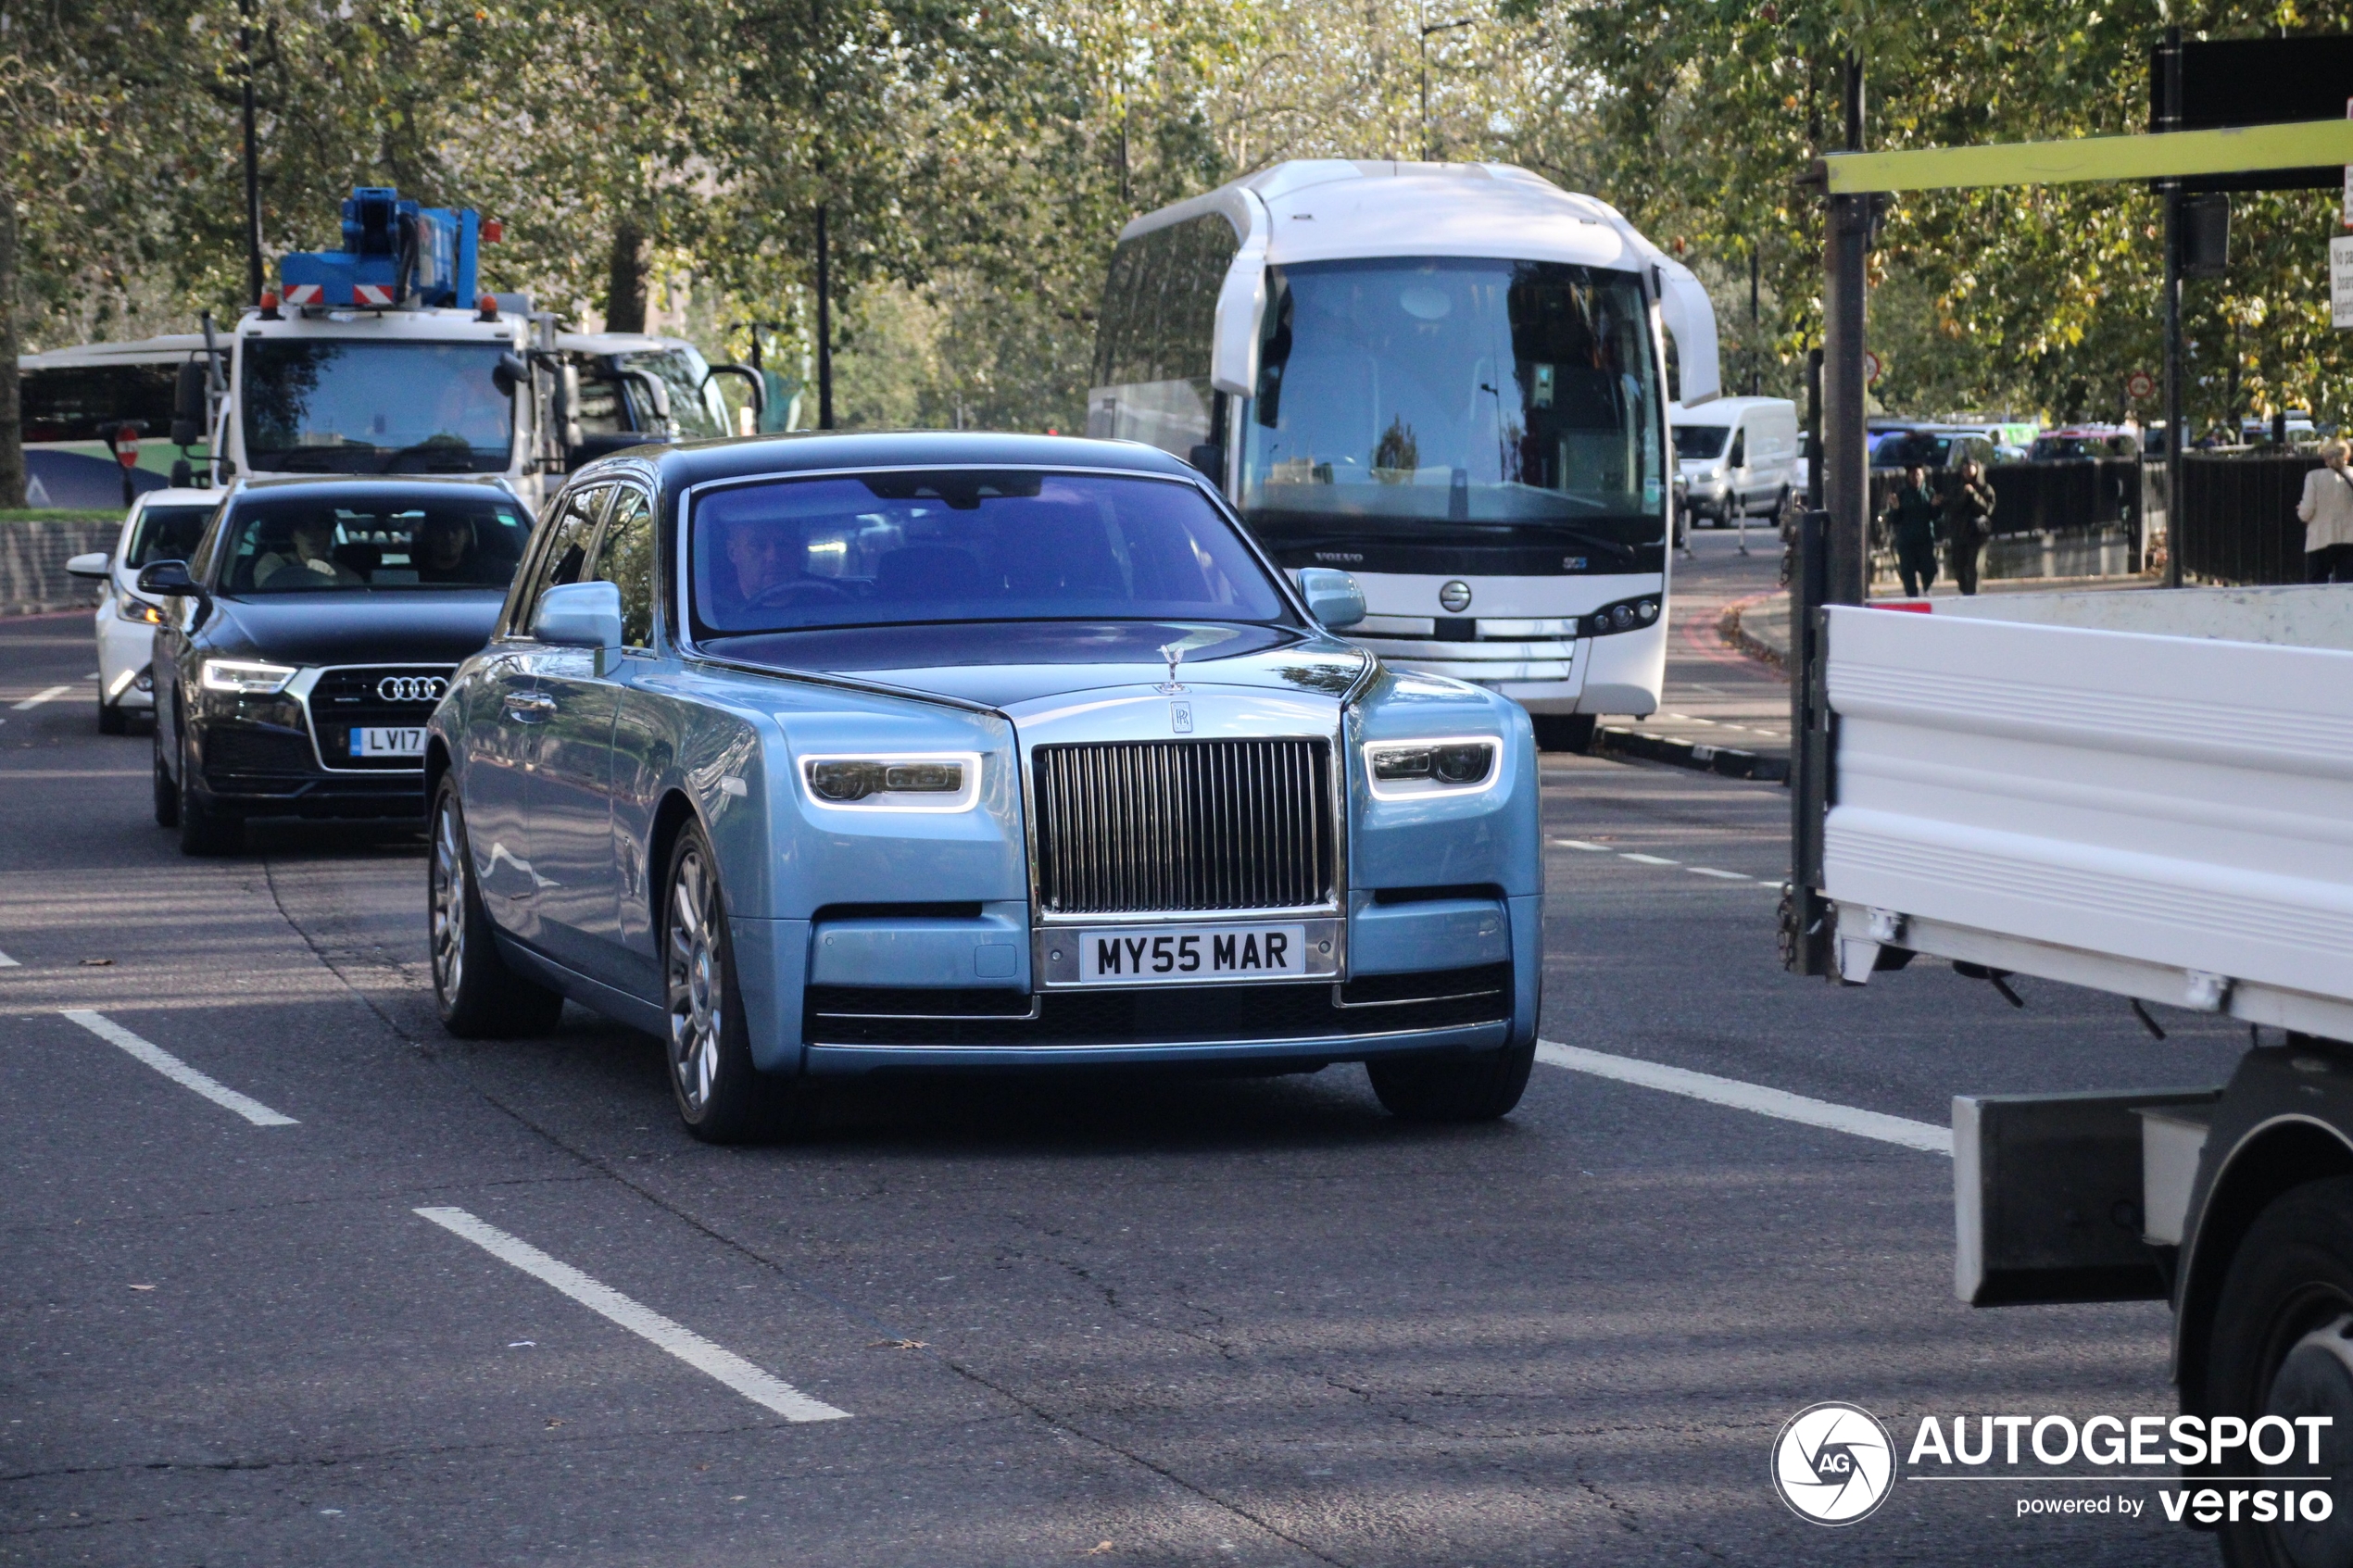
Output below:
[702,621,1370,708]
[205,591,506,666]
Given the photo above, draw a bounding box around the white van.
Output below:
[1671,396,1799,527]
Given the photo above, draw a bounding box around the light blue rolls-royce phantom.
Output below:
[425,433,1541,1139]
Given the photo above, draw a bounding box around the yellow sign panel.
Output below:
[1821,119,2353,194]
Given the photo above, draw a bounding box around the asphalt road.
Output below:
[0,592,2255,1567]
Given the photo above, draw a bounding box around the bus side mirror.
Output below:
[1188,443,1224,482]
[1297,567,1365,631]
[492,352,529,398]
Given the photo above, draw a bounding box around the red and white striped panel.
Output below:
[283,283,324,306]
[354,282,395,307]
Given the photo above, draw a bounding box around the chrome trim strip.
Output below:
[802,1019,1510,1057]
[291,661,453,775]
[807,996,1044,1023]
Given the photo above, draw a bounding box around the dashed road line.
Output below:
[11,685,72,711]
[1536,1040,1952,1155]
[60,1010,297,1127]
[0,949,17,968]
[1552,838,1613,852]
[1686,866,1749,880]
[415,1206,849,1423]
[1618,852,1679,866]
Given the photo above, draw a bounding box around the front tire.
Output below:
[1366,1039,1537,1123]
[661,824,777,1143]
[1531,714,1596,754]
[177,728,241,855]
[2208,1176,2353,1568]
[429,779,564,1039]
[153,731,179,827]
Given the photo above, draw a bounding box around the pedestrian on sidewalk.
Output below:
[1882,464,1940,596]
[2297,439,2353,583]
[1944,456,1997,596]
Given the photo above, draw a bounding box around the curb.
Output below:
[1718,591,1787,672]
[1595,723,1790,784]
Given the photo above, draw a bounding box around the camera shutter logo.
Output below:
[1771,1402,1895,1525]
[378,675,448,704]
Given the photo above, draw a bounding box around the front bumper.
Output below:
[803,1017,1512,1073]
[194,721,425,821]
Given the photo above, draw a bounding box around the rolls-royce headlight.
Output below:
[800,752,981,812]
[201,659,298,695]
[1365,737,1499,798]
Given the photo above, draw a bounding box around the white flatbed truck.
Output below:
[1798,583,2353,1565]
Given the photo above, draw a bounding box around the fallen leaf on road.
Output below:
[128,1284,155,1291]
[1085,1544,1114,1556]
[80,958,113,966]
[867,1337,928,1350]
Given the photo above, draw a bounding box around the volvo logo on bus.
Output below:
[377,675,448,704]
[1439,581,1473,613]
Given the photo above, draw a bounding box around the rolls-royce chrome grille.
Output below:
[1032,739,1335,914]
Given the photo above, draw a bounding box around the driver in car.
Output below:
[709,518,840,619]
[257,516,365,588]
[412,514,477,583]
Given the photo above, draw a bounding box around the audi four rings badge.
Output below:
[378,676,448,703]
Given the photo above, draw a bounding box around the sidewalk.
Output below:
[1725,572,2159,667]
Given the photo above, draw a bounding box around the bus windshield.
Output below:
[1240,257,1663,559]
[241,341,514,474]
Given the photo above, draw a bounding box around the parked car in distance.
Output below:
[1869,428,2001,470]
[65,487,220,733]
[2029,426,2141,461]
[1671,396,1799,526]
[426,433,1543,1140]
[145,476,533,854]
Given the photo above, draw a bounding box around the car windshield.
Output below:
[240,341,514,474]
[689,470,1290,637]
[127,503,216,568]
[217,491,532,595]
[1673,424,1729,460]
[1239,257,1664,551]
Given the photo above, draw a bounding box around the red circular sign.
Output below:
[1863,351,1883,384]
[2126,370,2156,401]
[114,427,140,469]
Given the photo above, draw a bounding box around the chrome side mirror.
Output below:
[1297,567,1366,631]
[532,579,623,649]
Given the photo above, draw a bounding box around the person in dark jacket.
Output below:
[1944,457,1997,596]
[1882,464,1940,596]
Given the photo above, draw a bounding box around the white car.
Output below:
[65,487,221,733]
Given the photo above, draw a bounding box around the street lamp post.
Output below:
[1418,18,1473,162]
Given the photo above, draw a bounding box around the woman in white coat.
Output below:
[2296,439,2353,583]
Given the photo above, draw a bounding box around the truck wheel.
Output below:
[428,779,564,1039]
[1531,714,1596,753]
[2207,1175,2353,1568]
[1366,1040,1536,1123]
[662,824,798,1143]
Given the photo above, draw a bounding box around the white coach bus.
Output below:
[1089,160,1721,748]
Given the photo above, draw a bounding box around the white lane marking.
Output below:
[0,949,17,967]
[413,1207,849,1423]
[11,685,72,710]
[1535,1040,1952,1156]
[83,671,99,680]
[59,1010,297,1126]
[1686,866,1749,880]
[1619,852,1679,865]
[1551,838,1614,852]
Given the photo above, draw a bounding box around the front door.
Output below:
[528,485,654,975]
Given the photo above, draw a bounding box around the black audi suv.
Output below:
[144,476,533,853]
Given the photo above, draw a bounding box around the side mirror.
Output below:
[171,361,208,447]
[619,369,673,432]
[705,364,765,432]
[1188,442,1225,482]
[66,552,113,582]
[1296,567,1365,631]
[555,363,584,452]
[492,352,530,398]
[136,559,198,596]
[532,579,623,649]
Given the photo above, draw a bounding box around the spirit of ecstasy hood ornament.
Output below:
[1155,626,1240,694]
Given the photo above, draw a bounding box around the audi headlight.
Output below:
[116,592,163,625]
[800,752,981,812]
[201,659,299,695]
[1365,737,1499,799]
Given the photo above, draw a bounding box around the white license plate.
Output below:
[1076,923,1309,985]
[349,727,426,758]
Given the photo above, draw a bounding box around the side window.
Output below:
[1728,429,1746,468]
[513,484,610,636]
[591,488,657,649]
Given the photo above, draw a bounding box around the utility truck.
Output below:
[172,187,761,506]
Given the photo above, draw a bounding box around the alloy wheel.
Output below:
[430,796,467,1001]
[665,848,723,1113]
